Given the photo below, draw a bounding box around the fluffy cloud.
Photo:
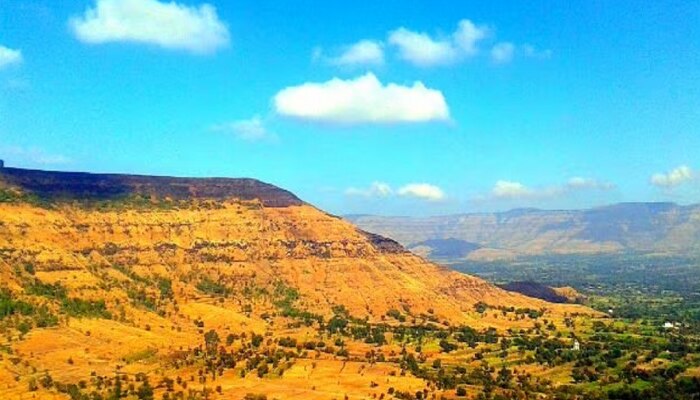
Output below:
[0,45,22,69]
[211,116,276,142]
[492,180,532,199]
[320,19,549,68]
[398,183,445,201]
[346,182,445,201]
[345,182,393,198]
[327,40,384,66]
[273,73,449,124]
[489,177,614,200]
[490,42,515,64]
[650,165,694,188]
[69,0,230,54]
[388,28,456,66]
[388,19,487,67]
[453,20,488,56]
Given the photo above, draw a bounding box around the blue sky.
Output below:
[0,1,698,216]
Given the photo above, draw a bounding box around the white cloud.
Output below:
[650,165,694,188]
[328,40,384,66]
[388,28,457,66]
[346,182,445,201]
[211,115,276,142]
[398,183,445,201]
[489,177,614,200]
[492,180,532,199]
[388,19,487,67]
[453,19,487,56]
[345,182,393,198]
[491,42,515,64]
[320,19,548,68]
[273,72,449,124]
[0,45,22,69]
[0,146,71,165]
[69,0,230,54]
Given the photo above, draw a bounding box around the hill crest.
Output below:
[0,165,304,207]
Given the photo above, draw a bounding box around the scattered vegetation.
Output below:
[196,277,232,297]
[61,298,111,319]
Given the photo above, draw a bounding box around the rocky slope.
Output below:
[0,167,600,399]
[347,203,700,261]
[0,167,590,323]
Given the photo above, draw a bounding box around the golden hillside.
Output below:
[0,201,591,319]
[0,168,597,399]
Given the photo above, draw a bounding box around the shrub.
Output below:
[0,291,34,319]
[251,333,264,348]
[26,280,67,300]
[24,264,36,275]
[157,278,173,299]
[439,339,457,353]
[61,298,112,319]
[278,337,297,348]
[256,363,269,378]
[196,277,231,297]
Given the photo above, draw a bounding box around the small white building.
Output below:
[663,321,674,329]
[572,339,580,351]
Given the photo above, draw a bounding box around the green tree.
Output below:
[204,330,220,354]
[136,379,154,400]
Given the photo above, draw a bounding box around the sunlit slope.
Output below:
[0,200,591,324]
[0,167,602,399]
[0,166,595,324]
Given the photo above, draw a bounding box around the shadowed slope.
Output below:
[0,166,304,207]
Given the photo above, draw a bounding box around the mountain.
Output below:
[0,166,585,322]
[0,166,593,399]
[346,203,700,261]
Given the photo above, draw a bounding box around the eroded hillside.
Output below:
[0,168,598,399]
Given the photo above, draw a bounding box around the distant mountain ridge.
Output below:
[346,202,700,260]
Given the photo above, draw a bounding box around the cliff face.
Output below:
[347,203,700,260]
